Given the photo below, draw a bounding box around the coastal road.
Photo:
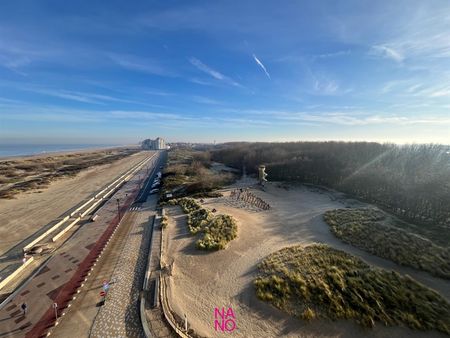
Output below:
[0,152,162,337]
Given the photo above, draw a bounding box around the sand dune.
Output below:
[163,182,449,338]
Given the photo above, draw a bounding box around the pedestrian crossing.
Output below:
[130,205,141,211]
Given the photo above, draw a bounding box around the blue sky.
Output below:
[0,0,449,144]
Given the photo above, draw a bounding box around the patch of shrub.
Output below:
[324,208,450,279]
[171,197,237,250]
[254,244,450,334]
[161,215,169,229]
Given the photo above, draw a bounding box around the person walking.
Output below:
[21,302,27,316]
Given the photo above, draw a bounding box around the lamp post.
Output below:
[116,198,121,220]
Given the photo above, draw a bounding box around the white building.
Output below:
[142,137,167,150]
[155,137,165,150]
[149,137,166,150]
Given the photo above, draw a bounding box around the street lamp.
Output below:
[116,198,121,220]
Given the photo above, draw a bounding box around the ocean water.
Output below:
[0,144,119,158]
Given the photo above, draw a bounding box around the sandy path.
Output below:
[0,151,150,257]
[163,182,449,338]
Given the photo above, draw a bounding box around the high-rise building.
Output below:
[155,137,165,150]
[142,137,166,150]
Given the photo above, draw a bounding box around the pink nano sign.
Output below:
[214,307,236,332]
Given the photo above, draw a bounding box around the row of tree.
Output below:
[211,142,450,227]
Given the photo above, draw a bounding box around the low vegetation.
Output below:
[161,148,235,200]
[0,148,139,198]
[324,208,450,279]
[169,197,237,250]
[161,215,169,229]
[254,244,450,334]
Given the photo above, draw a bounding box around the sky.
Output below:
[0,0,450,145]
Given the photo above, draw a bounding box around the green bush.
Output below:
[172,198,237,250]
[324,208,450,279]
[254,244,450,334]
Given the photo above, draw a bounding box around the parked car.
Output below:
[150,188,159,194]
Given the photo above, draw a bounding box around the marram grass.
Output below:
[324,208,450,279]
[255,244,450,334]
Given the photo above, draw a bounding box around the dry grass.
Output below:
[169,197,237,250]
[254,244,450,334]
[161,215,169,229]
[324,208,450,279]
[0,148,139,199]
[161,149,235,199]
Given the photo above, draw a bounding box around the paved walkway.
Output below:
[145,216,175,338]
[0,157,156,338]
[50,209,138,337]
[90,198,157,338]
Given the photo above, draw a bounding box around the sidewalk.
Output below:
[89,197,157,338]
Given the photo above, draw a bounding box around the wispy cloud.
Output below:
[189,78,215,86]
[30,89,103,104]
[313,79,339,95]
[300,113,450,126]
[429,88,450,98]
[315,50,351,59]
[370,45,404,63]
[189,57,242,87]
[228,109,450,127]
[252,54,270,79]
[395,83,450,99]
[108,110,186,120]
[380,80,413,94]
[190,96,223,105]
[109,53,175,77]
[25,87,146,105]
[146,90,174,96]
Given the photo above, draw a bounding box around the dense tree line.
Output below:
[211,142,450,227]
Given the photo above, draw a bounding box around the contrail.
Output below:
[253,54,271,79]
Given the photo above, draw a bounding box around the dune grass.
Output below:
[254,244,450,334]
[0,148,139,198]
[169,197,237,250]
[324,208,450,279]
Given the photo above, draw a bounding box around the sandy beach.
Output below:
[0,149,150,257]
[163,181,450,338]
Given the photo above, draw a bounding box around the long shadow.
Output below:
[169,211,211,257]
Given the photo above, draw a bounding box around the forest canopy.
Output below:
[211,142,450,227]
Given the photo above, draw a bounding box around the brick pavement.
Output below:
[89,198,157,338]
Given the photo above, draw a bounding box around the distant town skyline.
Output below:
[1,1,450,145]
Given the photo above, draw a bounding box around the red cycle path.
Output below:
[0,160,153,338]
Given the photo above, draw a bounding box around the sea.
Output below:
[0,144,120,158]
